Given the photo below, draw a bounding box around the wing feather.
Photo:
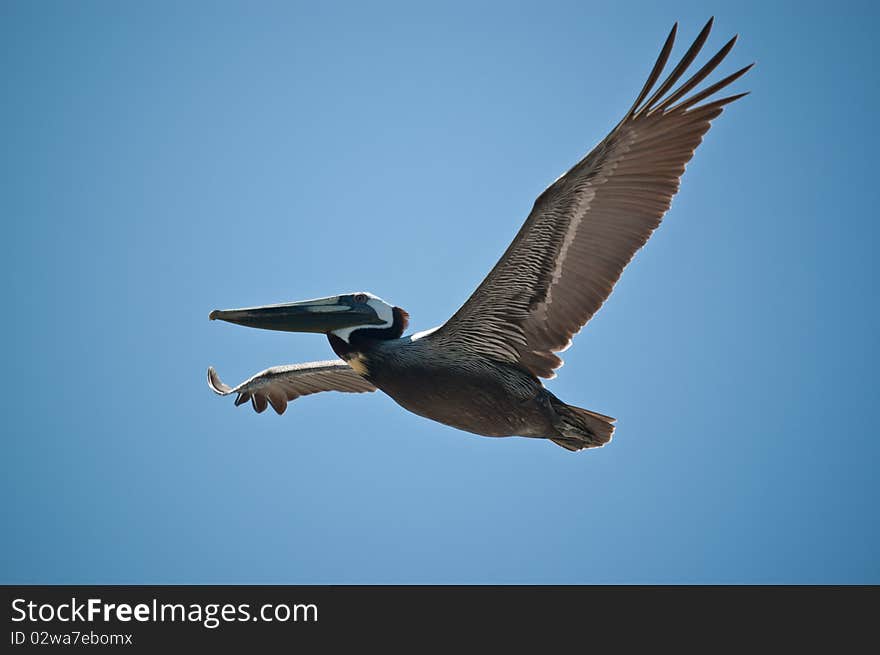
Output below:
[207,360,376,415]
[428,18,751,378]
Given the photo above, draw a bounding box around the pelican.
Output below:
[208,19,751,451]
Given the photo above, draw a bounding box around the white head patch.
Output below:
[331,292,394,343]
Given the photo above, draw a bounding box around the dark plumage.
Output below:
[208,19,751,451]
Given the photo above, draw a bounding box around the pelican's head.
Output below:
[209,292,408,344]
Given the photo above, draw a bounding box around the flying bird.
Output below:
[208,18,751,451]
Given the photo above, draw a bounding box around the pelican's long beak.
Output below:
[209,296,383,333]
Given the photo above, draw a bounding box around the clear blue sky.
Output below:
[2,0,877,583]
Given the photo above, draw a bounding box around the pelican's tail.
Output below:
[549,398,616,452]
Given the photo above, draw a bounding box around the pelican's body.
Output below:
[337,335,559,439]
[207,19,751,451]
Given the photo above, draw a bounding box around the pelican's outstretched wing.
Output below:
[428,18,752,378]
[207,360,376,414]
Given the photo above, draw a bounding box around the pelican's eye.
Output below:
[353,293,368,304]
